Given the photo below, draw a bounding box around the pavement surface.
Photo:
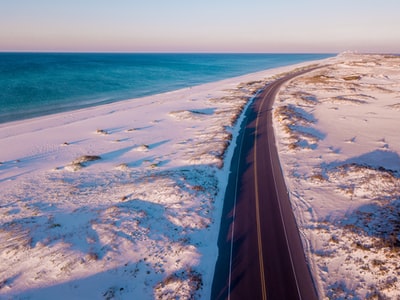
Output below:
[212,69,320,300]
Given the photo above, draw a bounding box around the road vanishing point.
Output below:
[211,68,320,300]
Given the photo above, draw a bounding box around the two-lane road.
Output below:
[212,69,319,300]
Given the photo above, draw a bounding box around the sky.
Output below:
[0,0,399,53]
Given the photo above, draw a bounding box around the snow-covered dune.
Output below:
[274,53,400,299]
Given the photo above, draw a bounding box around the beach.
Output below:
[1,53,400,299]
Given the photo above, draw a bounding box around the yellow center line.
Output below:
[253,87,274,300]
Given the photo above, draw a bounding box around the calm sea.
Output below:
[0,53,333,123]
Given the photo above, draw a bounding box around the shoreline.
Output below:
[0,56,331,129]
[0,53,334,125]
[0,57,331,299]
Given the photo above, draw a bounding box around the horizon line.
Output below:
[0,50,339,54]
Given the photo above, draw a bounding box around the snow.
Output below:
[273,53,400,299]
[0,60,322,299]
[3,53,399,299]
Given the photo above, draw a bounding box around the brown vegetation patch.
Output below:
[343,75,362,81]
[303,74,334,84]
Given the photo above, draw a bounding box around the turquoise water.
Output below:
[0,53,333,123]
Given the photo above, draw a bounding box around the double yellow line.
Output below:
[249,70,316,300]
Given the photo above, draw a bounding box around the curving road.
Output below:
[212,68,320,300]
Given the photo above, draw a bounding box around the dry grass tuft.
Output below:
[96,129,109,135]
[67,155,101,171]
[154,269,203,300]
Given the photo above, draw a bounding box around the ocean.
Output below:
[0,53,333,124]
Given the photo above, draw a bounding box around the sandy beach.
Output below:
[1,53,400,299]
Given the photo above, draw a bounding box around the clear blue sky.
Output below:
[1,0,399,53]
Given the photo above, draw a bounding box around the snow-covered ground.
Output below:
[2,53,398,299]
[273,53,400,299]
[0,60,319,299]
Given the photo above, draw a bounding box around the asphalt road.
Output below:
[212,69,319,300]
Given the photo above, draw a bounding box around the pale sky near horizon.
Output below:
[0,0,399,53]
